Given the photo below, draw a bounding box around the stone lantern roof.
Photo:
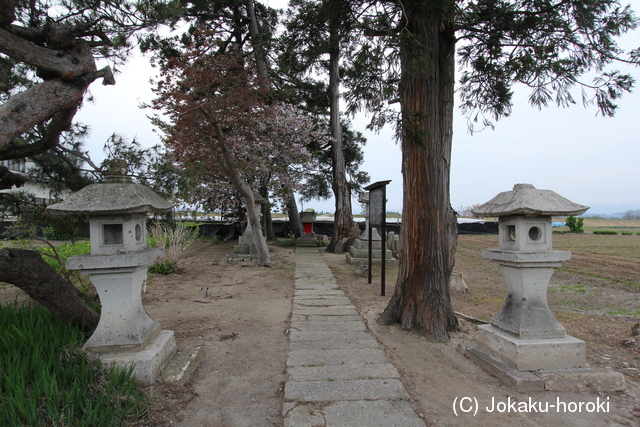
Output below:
[47,159,173,215]
[47,183,173,215]
[473,183,588,218]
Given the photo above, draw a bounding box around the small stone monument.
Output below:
[229,190,267,261]
[460,184,625,392]
[346,193,395,267]
[47,160,177,386]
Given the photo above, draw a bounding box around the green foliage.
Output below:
[148,259,178,275]
[457,0,639,127]
[621,232,633,235]
[37,241,91,274]
[593,230,618,235]
[209,234,223,244]
[0,302,147,426]
[565,216,585,233]
[1,207,87,242]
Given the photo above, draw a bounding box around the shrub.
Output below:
[148,259,178,275]
[0,302,147,426]
[621,232,633,235]
[148,221,199,265]
[209,234,223,244]
[593,230,618,235]
[565,216,585,233]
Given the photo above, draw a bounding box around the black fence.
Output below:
[0,219,498,242]
[195,219,497,241]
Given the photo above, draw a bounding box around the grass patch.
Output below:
[0,302,147,426]
[593,230,618,235]
[148,259,178,275]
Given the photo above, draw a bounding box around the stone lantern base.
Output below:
[68,248,178,386]
[99,330,177,387]
[476,325,586,371]
[459,338,626,393]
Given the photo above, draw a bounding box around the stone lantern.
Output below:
[47,161,176,385]
[472,184,589,371]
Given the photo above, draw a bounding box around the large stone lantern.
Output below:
[472,184,589,371]
[47,161,176,385]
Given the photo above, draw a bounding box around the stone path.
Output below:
[282,247,425,426]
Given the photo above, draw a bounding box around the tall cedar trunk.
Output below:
[326,6,355,254]
[0,248,99,331]
[286,192,303,238]
[378,5,459,341]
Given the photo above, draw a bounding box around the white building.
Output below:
[1,159,66,215]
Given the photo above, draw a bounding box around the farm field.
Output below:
[452,229,640,378]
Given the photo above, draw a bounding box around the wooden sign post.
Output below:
[364,180,391,296]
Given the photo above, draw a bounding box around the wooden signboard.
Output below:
[363,180,391,296]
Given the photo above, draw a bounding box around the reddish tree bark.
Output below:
[378,4,459,341]
[0,248,99,331]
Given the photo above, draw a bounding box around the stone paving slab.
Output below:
[291,314,363,322]
[287,347,389,367]
[322,400,425,427]
[289,338,380,351]
[288,363,400,381]
[292,320,365,332]
[291,307,360,316]
[283,400,424,427]
[284,378,408,401]
[294,289,344,296]
[283,247,425,426]
[293,298,353,306]
[289,330,377,343]
[293,283,339,291]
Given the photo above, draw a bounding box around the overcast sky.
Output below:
[76,0,640,216]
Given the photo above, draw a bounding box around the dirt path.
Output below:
[142,241,295,426]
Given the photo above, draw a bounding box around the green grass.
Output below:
[0,302,147,426]
[604,307,640,317]
[593,230,618,235]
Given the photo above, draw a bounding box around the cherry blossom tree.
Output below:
[149,33,325,266]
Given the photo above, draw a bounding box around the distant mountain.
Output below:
[583,201,640,218]
[585,212,627,219]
